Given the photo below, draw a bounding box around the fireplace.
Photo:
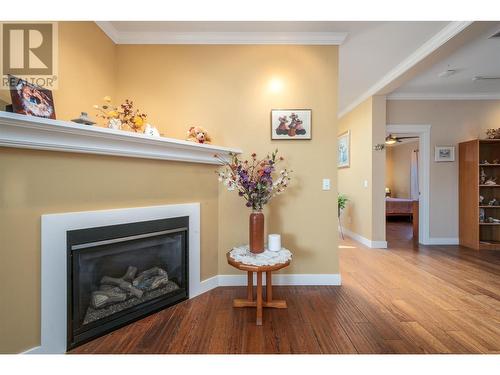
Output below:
[67,216,189,349]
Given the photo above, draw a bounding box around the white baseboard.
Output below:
[217,273,341,286]
[424,237,459,245]
[342,228,387,249]
[194,275,219,297]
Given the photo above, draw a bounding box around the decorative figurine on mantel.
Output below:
[71,112,95,126]
[94,96,148,132]
[143,123,160,137]
[215,150,292,253]
[186,126,212,144]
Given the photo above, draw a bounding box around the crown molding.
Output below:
[95,21,120,44]
[387,92,500,100]
[95,21,347,45]
[338,21,473,119]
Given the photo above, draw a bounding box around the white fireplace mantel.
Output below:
[0,112,241,164]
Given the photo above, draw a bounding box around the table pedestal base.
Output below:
[232,271,287,325]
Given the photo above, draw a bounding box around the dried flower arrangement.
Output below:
[215,150,292,211]
[94,96,147,132]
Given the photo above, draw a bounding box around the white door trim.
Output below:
[386,124,431,245]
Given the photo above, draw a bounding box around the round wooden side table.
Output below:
[226,249,291,326]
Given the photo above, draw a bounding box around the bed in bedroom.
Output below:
[386,197,414,216]
[386,197,419,240]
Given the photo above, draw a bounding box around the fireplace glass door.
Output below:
[67,217,188,349]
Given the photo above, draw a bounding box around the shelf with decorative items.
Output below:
[0,111,241,164]
[460,138,500,250]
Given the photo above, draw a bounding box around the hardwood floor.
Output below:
[71,222,500,354]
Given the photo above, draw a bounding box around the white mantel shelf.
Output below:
[0,112,241,164]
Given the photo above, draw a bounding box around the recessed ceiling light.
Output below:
[438,69,456,78]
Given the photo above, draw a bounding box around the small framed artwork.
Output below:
[271,109,311,140]
[8,75,56,119]
[435,146,455,162]
[338,130,350,168]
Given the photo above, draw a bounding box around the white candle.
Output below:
[268,234,281,252]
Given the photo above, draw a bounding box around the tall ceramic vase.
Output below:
[249,210,264,253]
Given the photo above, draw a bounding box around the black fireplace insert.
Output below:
[67,216,189,350]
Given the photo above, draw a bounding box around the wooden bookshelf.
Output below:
[459,139,500,250]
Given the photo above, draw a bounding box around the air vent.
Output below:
[489,30,500,38]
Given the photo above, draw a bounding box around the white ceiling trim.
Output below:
[387,92,500,100]
[338,21,473,119]
[96,21,120,43]
[95,21,347,45]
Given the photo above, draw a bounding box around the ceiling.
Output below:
[389,22,500,99]
[97,21,483,116]
[338,21,450,114]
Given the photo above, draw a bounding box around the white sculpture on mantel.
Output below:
[143,123,160,137]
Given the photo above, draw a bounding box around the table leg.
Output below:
[247,271,253,301]
[266,271,272,302]
[256,271,263,326]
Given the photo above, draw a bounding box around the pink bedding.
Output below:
[386,197,414,215]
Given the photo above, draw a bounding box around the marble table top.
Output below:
[229,245,292,266]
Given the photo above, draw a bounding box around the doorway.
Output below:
[386,124,431,245]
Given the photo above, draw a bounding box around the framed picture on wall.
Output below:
[435,146,455,162]
[271,109,312,140]
[338,130,350,168]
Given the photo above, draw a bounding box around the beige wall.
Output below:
[338,98,373,239]
[371,96,387,243]
[387,99,500,238]
[0,150,218,353]
[115,44,339,275]
[338,96,386,243]
[386,141,418,198]
[0,23,339,353]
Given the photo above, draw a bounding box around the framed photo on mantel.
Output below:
[271,109,312,140]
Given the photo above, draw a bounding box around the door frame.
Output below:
[386,124,431,245]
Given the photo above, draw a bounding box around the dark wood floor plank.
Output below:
[71,222,500,354]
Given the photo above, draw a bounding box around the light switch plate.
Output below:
[363,180,369,188]
[322,178,331,191]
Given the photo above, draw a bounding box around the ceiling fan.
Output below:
[385,134,419,145]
